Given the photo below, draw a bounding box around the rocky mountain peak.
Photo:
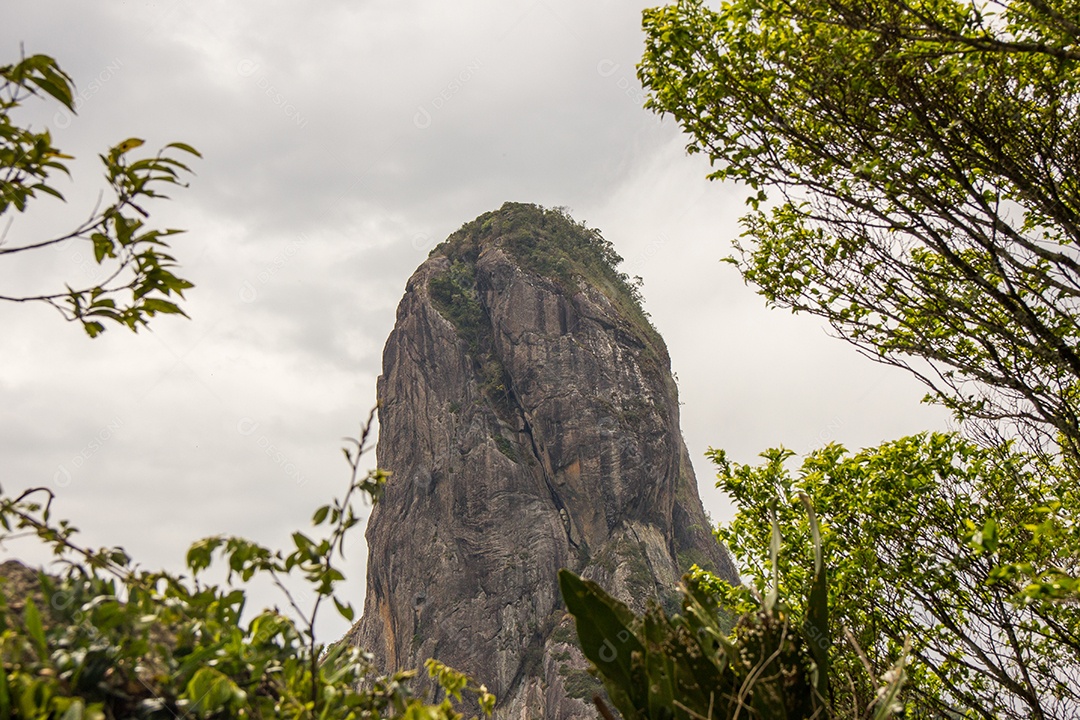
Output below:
[346,202,737,719]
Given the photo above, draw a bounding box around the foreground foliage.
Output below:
[714,435,1080,718]
[560,496,907,719]
[0,53,198,337]
[562,433,1079,718]
[0,411,494,720]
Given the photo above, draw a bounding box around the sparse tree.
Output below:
[0,53,199,337]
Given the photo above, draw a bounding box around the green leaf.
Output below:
[29,183,64,201]
[186,536,222,574]
[165,142,203,158]
[141,298,184,316]
[334,597,355,621]
[558,570,644,705]
[478,688,496,716]
[184,667,245,718]
[972,518,999,553]
[640,610,676,717]
[113,138,145,155]
[799,492,830,704]
[91,233,114,263]
[23,598,47,659]
[28,72,74,110]
[292,532,313,552]
[0,660,11,720]
[59,699,85,720]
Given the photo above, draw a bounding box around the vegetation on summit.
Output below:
[427,202,668,419]
[429,202,660,354]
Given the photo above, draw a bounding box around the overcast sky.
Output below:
[1,1,949,640]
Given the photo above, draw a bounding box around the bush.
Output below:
[0,409,495,720]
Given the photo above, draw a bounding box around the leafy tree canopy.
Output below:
[640,0,1080,460]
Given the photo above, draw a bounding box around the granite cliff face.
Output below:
[347,203,737,719]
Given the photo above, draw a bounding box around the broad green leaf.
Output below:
[185,667,244,718]
[186,536,223,573]
[27,67,74,110]
[558,570,644,705]
[29,183,64,201]
[640,610,676,718]
[23,598,47,659]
